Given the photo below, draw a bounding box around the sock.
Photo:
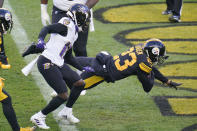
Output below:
[66,85,84,108]
[1,95,20,131]
[0,33,5,56]
[42,96,66,115]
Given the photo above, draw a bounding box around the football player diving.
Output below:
[58,38,182,122]
[22,4,91,129]
[0,8,13,69]
[23,37,182,124]
[0,77,36,131]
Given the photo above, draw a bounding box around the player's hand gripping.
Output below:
[166,80,182,90]
[22,39,45,57]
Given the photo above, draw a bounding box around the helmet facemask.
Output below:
[0,9,13,34]
[67,4,91,32]
[143,38,167,65]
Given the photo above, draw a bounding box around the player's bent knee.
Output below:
[73,79,85,87]
[58,92,69,100]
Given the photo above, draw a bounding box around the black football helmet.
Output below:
[143,38,167,65]
[67,4,91,31]
[0,8,13,33]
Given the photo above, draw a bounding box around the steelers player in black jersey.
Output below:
[0,8,13,69]
[62,38,182,122]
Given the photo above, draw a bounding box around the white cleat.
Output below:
[80,90,86,96]
[30,111,50,129]
[58,107,80,124]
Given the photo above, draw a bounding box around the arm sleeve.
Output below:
[64,49,83,71]
[38,23,67,39]
[152,66,168,83]
[137,69,154,93]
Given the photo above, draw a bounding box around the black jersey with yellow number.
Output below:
[106,45,152,82]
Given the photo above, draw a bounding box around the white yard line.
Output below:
[4,1,78,130]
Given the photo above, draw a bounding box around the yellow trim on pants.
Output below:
[0,90,8,101]
[84,75,104,89]
[0,77,7,101]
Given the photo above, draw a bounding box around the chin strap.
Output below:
[66,11,74,21]
[67,11,80,29]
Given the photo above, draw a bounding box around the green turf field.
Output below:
[0,0,197,131]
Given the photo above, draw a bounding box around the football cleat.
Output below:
[30,111,50,129]
[20,126,36,131]
[58,106,80,124]
[169,15,181,23]
[0,55,11,69]
[162,10,172,15]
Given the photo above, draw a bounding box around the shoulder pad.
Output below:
[139,62,152,73]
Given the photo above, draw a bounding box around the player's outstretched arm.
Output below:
[22,42,44,57]
[152,66,182,90]
[165,80,182,90]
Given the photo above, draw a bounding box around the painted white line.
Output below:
[4,1,78,131]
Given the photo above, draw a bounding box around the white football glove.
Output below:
[89,9,95,32]
[41,4,51,26]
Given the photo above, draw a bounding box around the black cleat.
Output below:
[0,55,11,69]
[162,10,172,15]
[169,15,181,23]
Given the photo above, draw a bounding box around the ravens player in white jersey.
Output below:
[23,4,91,129]
[40,0,99,95]
[58,38,182,122]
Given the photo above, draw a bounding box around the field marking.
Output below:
[4,0,78,130]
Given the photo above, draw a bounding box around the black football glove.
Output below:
[22,42,44,57]
[166,80,182,90]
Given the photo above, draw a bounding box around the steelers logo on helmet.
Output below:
[143,38,167,65]
[5,13,11,21]
[152,47,160,55]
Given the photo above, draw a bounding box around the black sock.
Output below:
[1,94,20,131]
[0,34,5,56]
[66,85,84,108]
[42,96,66,115]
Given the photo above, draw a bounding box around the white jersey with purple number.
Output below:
[42,17,78,67]
[53,0,87,11]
